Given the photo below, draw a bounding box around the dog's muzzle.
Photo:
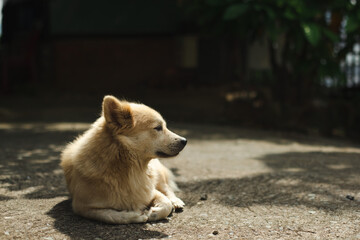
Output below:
[156,137,187,158]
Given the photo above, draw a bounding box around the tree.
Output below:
[185,0,360,104]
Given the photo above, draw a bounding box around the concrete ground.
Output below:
[1,121,360,240]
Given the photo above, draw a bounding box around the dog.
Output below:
[60,95,187,224]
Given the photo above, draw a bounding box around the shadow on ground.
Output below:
[179,151,360,212]
[0,129,75,199]
[0,127,169,239]
[47,200,167,240]
[1,124,359,239]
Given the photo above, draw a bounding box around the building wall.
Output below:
[49,0,178,35]
[52,37,177,90]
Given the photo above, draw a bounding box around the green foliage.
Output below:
[185,0,360,90]
[302,23,321,46]
[346,14,359,33]
[223,3,249,20]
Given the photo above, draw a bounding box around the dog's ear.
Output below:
[102,96,133,130]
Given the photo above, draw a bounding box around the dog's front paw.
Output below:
[170,197,185,210]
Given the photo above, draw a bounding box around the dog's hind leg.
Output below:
[75,208,148,224]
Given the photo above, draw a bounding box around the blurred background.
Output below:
[1,0,360,139]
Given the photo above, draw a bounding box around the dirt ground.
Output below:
[0,120,360,240]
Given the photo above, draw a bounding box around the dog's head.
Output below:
[102,95,187,160]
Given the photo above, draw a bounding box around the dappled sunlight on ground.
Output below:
[0,123,359,239]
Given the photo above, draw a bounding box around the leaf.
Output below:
[223,3,249,20]
[302,23,321,46]
[283,8,296,20]
[263,6,276,20]
[322,28,339,43]
[253,4,276,20]
[267,24,280,42]
[346,15,359,33]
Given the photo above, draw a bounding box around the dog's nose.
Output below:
[180,138,187,146]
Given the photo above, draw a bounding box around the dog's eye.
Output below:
[154,125,163,131]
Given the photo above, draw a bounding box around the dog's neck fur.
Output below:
[76,118,149,181]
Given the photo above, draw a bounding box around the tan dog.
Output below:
[60,96,187,224]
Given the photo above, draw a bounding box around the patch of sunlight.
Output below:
[52,169,63,175]
[276,178,302,186]
[48,144,66,152]
[0,123,34,130]
[30,159,55,164]
[327,164,351,170]
[0,122,90,132]
[45,123,90,131]
[3,186,43,199]
[283,168,304,173]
